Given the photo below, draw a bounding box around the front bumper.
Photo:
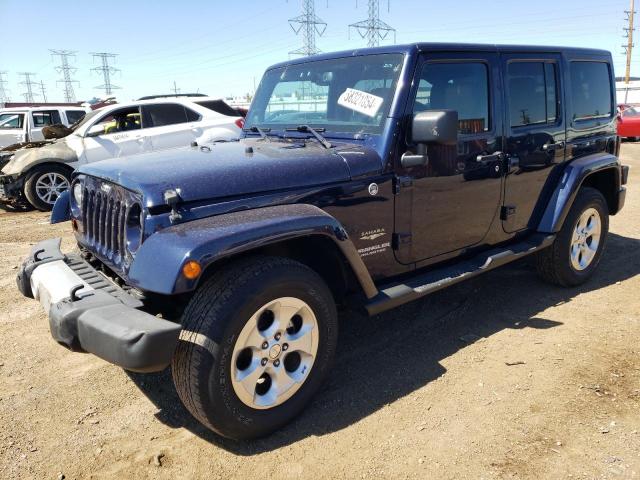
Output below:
[0,173,24,200]
[17,238,181,372]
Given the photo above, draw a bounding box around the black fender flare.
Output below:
[537,152,622,233]
[127,204,378,298]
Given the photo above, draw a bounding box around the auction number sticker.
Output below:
[337,88,384,118]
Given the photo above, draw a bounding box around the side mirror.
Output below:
[85,124,104,137]
[402,110,458,168]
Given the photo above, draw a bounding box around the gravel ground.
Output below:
[0,145,639,480]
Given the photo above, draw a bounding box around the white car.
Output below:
[0,97,244,210]
[0,106,89,148]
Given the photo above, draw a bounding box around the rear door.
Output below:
[141,103,200,151]
[501,53,566,232]
[30,110,62,141]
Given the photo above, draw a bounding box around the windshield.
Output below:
[623,106,640,117]
[246,53,404,135]
[0,113,25,129]
[71,109,101,132]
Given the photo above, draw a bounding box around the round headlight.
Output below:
[73,182,83,207]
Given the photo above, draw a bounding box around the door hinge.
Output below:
[500,205,516,220]
[392,232,412,249]
[393,176,413,194]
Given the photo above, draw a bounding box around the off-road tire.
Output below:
[23,164,72,212]
[536,187,609,286]
[171,256,338,440]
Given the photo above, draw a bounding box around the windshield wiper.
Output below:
[243,125,271,141]
[285,125,332,149]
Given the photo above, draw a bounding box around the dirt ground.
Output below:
[0,146,639,480]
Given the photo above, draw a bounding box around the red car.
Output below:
[617,105,640,140]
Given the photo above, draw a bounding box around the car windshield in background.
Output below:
[623,106,640,117]
[0,113,25,129]
[196,100,240,117]
[71,109,101,132]
[246,53,404,135]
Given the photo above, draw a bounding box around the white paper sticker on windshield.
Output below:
[337,88,384,118]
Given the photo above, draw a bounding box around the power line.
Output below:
[90,52,121,96]
[50,49,79,103]
[18,72,39,103]
[349,0,395,47]
[289,0,328,56]
[0,71,10,103]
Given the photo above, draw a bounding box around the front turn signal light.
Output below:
[182,260,202,280]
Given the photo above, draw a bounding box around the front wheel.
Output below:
[536,187,609,286]
[172,256,338,440]
[23,164,71,211]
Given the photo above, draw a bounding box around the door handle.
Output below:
[476,152,504,164]
[542,141,565,151]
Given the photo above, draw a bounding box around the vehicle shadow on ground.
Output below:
[127,232,640,455]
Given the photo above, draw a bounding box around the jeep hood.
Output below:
[1,137,76,175]
[79,139,383,207]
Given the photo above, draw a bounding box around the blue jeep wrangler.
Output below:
[17,43,628,440]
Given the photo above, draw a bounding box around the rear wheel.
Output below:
[172,256,338,440]
[536,187,609,286]
[23,164,71,211]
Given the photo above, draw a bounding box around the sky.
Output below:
[0,0,635,103]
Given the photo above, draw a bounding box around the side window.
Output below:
[570,61,613,121]
[32,110,62,127]
[91,107,141,135]
[413,62,490,134]
[185,107,201,122]
[507,62,558,128]
[0,113,25,129]
[65,110,86,124]
[143,104,190,127]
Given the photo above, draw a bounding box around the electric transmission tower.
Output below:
[90,52,121,96]
[18,72,39,103]
[288,0,327,56]
[349,0,396,48]
[50,49,79,102]
[0,71,10,103]
[39,81,48,103]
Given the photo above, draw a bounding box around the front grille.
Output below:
[79,176,141,270]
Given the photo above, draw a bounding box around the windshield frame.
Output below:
[245,53,406,138]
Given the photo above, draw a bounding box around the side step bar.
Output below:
[365,233,555,316]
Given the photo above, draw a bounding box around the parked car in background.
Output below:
[0,106,89,148]
[0,97,243,210]
[616,104,640,140]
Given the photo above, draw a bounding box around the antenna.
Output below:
[90,52,121,96]
[18,72,39,103]
[0,71,10,103]
[349,0,396,48]
[289,0,327,56]
[50,49,79,102]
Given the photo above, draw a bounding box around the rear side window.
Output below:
[413,62,490,134]
[65,110,86,124]
[32,110,62,126]
[195,100,240,117]
[570,62,613,121]
[507,62,558,128]
[143,103,193,127]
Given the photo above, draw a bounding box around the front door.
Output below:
[394,52,504,264]
[81,106,148,163]
[501,54,566,232]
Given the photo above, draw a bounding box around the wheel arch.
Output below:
[538,153,622,233]
[127,204,378,301]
